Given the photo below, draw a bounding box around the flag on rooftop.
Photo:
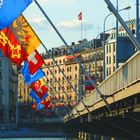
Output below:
[0,0,32,30]
[0,27,27,66]
[11,15,41,55]
[78,11,82,20]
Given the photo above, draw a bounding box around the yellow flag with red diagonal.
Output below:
[11,14,41,55]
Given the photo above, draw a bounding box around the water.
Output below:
[0,124,140,140]
[0,131,132,140]
[0,139,71,140]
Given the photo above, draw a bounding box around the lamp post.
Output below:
[94,33,100,84]
[136,0,140,42]
[103,5,131,79]
[116,0,118,69]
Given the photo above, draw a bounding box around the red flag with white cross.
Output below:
[27,50,44,74]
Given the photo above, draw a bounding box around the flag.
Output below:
[30,91,49,111]
[21,62,45,85]
[30,78,49,99]
[78,11,82,20]
[0,27,27,66]
[85,76,95,90]
[40,96,51,109]
[29,90,48,110]
[32,103,37,111]
[27,50,44,74]
[29,90,45,110]
[11,15,41,54]
[0,0,32,30]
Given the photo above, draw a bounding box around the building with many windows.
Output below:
[17,38,104,109]
[105,19,136,78]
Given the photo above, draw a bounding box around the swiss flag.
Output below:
[30,79,49,99]
[27,50,44,74]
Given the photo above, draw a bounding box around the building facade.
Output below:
[105,19,136,78]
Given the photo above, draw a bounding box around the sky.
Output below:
[23,0,136,52]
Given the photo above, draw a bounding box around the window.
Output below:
[75,74,77,79]
[113,43,116,52]
[106,45,108,53]
[46,71,49,75]
[55,69,57,74]
[75,66,77,71]
[113,66,115,72]
[62,77,64,81]
[109,44,111,53]
[67,67,69,72]
[106,56,108,65]
[59,60,62,64]
[109,67,111,75]
[113,55,115,63]
[109,57,111,64]
[67,76,69,80]
[58,77,61,81]
[69,66,71,72]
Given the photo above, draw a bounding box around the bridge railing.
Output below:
[65,51,140,120]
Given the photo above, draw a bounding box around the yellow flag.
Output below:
[11,15,41,55]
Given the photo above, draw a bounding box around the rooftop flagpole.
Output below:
[34,0,111,111]
[78,11,83,40]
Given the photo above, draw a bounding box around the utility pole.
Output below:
[116,0,119,69]
[136,0,140,43]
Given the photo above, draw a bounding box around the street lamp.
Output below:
[94,33,100,84]
[103,5,131,79]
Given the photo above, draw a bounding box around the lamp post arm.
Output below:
[104,0,140,51]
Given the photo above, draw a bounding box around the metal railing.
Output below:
[65,51,140,120]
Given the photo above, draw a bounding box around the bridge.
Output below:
[64,50,140,122]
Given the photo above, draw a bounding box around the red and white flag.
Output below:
[27,50,44,74]
[30,78,49,99]
[78,11,82,20]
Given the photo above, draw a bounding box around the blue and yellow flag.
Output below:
[0,0,32,30]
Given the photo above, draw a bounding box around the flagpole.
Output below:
[81,17,83,40]
[34,0,111,111]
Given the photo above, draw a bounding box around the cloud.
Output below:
[28,17,47,28]
[39,0,76,5]
[57,19,93,31]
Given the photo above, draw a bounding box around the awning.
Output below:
[66,53,81,60]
